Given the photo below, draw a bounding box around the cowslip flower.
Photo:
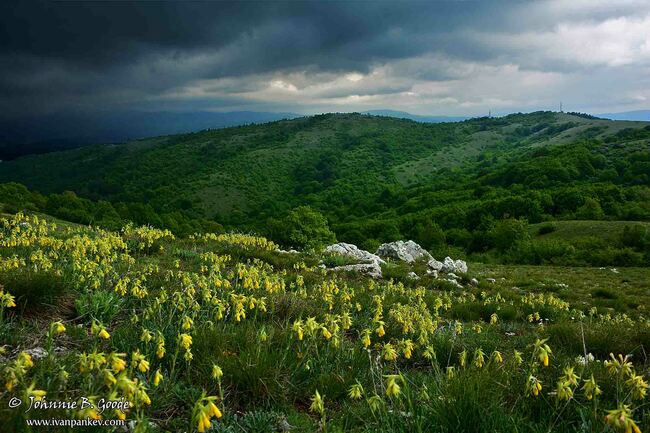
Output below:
[361,329,371,349]
[109,353,127,373]
[533,339,551,367]
[51,321,66,335]
[132,351,150,373]
[348,383,364,400]
[309,390,325,416]
[382,343,398,361]
[604,405,641,433]
[474,348,485,368]
[212,364,223,380]
[385,375,402,398]
[179,333,192,350]
[605,353,633,377]
[626,373,648,400]
[292,320,304,341]
[140,328,153,343]
[194,395,222,433]
[527,375,542,397]
[153,369,163,387]
[182,316,193,331]
[582,375,602,400]
[24,382,46,401]
[556,380,573,401]
[562,366,579,386]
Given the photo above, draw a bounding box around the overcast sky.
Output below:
[2,0,650,122]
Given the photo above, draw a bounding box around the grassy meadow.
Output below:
[0,212,648,433]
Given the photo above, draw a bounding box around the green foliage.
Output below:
[268,206,336,250]
[536,223,557,235]
[1,112,650,266]
[575,197,605,219]
[490,218,530,252]
[75,290,125,322]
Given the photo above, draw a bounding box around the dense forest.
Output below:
[1,112,649,266]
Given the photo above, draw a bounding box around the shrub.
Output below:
[490,218,530,252]
[536,223,557,235]
[620,224,649,249]
[575,197,605,220]
[267,206,336,251]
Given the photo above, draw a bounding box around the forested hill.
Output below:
[1,111,649,255]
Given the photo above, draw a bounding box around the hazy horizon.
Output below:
[2,0,650,142]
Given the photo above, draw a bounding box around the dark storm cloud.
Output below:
[0,0,649,134]
[0,1,510,114]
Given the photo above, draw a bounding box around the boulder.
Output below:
[454,259,468,274]
[325,243,385,265]
[376,240,432,263]
[330,262,382,279]
[441,256,467,274]
[276,248,299,254]
[426,269,439,278]
[469,278,479,286]
[407,271,420,280]
[427,258,443,271]
[24,347,48,360]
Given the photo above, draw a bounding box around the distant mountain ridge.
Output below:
[362,110,469,123]
[0,110,301,159]
[596,110,650,121]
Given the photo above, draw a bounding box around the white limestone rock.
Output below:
[375,240,433,263]
[325,242,385,265]
[330,262,382,279]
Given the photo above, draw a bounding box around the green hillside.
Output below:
[530,220,650,242]
[1,111,649,265]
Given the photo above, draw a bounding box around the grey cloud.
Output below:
[0,0,648,137]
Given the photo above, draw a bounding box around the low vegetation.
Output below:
[1,112,649,268]
[0,212,648,432]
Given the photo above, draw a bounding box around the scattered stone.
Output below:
[329,262,382,279]
[440,256,467,274]
[407,271,420,280]
[325,242,385,265]
[610,268,619,274]
[427,258,443,271]
[469,278,479,286]
[375,240,432,263]
[447,272,458,280]
[275,248,299,254]
[454,259,468,274]
[24,347,48,360]
[486,278,496,283]
[426,269,439,278]
[278,418,293,432]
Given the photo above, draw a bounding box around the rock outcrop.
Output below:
[330,262,382,279]
[375,240,432,263]
[440,256,468,274]
[323,241,467,280]
[325,242,385,265]
[427,258,443,271]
